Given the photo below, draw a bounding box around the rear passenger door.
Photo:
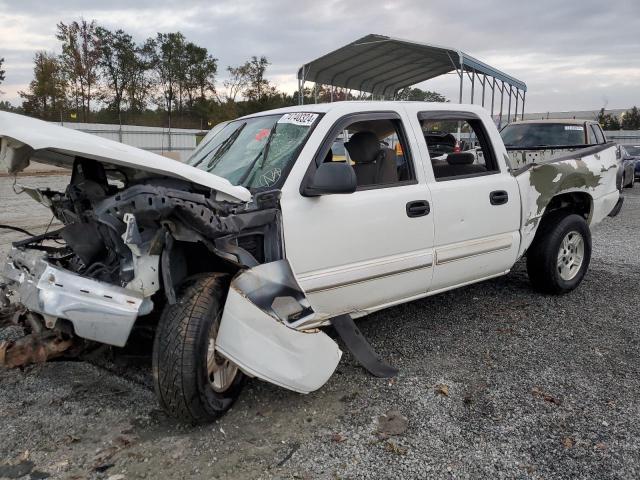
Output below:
[414,110,521,292]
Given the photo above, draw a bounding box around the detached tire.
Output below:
[153,274,245,424]
[526,212,592,294]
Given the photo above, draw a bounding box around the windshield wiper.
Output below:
[201,123,246,170]
[237,122,279,187]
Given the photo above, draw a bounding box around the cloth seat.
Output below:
[345,131,399,186]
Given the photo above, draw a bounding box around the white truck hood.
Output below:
[0,112,251,203]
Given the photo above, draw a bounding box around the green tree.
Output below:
[19,51,67,119]
[396,87,447,102]
[222,63,250,103]
[0,100,23,113]
[243,56,272,101]
[56,19,102,121]
[183,42,217,111]
[621,106,640,130]
[126,39,154,113]
[597,108,621,130]
[148,32,187,128]
[95,27,142,117]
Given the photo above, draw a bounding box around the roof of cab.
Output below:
[238,101,491,119]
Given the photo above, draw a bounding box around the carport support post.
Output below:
[298,65,305,106]
[470,72,475,105]
[498,81,505,129]
[514,88,519,120]
[521,91,526,120]
[490,78,496,119]
[481,75,486,108]
[458,68,464,104]
[507,85,513,124]
[457,58,464,143]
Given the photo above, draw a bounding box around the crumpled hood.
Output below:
[0,112,251,203]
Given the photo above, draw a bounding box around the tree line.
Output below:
[0,21,447,129]
[5,20,296,128]
[598,107,640,130]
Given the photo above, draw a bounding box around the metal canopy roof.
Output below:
[297,34,527,126]
[298,34,526,96]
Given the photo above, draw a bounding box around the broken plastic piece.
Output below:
[331,314,398,378]
[216,260,342,393]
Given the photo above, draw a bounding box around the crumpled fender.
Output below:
[215,260,342,394]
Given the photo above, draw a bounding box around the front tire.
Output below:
[526,212,592,294]
[153,274,245,424]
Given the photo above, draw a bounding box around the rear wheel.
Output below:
[153,274,245,424]
[526,212,592,294]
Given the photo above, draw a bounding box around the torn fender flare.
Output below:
[216,260,342,394]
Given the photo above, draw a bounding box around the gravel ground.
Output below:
[0,175,639,480]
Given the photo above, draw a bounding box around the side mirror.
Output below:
[303,162,357,196]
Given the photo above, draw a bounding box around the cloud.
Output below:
[0,0,638,112]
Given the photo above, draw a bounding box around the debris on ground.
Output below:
[531,386,562,405]
[434,384,449,397]
[376,410,408,439]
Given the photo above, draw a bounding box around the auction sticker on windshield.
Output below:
[564,126,583,131]
[278,112,319,126]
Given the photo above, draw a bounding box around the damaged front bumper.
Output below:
[216,260,342,394]
[1,247,150,347]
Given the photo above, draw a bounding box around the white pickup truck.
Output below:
[0,102,621,423]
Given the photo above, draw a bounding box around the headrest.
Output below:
[446,152,475,165]
[345,131,380,164]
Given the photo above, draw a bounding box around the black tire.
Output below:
[152,273,245,424]
[526,212,592,294]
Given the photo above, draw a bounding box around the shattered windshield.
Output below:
[501,123,587,148]
[186,113,320,189]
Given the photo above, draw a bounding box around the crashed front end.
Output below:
[0,159,341,393]
[0,110,344,397]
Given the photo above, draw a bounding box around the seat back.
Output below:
[346,131,399,186]
[433,152,487,178]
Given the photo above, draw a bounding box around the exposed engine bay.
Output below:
[0,157,284,359]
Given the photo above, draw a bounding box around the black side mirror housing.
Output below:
[303,162,357,196]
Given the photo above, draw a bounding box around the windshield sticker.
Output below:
[257,168,282,187]
[564,126,583,131]
[255,129,270,141]
[278,112,319,126]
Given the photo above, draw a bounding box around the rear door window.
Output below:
[419,114,500,181]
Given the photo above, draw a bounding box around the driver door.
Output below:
[280,111,435,318]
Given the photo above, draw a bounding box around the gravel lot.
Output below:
[0,175,639,480]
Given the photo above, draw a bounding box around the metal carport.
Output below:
[297,34,527,127]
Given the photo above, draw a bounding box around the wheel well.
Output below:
[174,241,239,280]
[542,192,592,223]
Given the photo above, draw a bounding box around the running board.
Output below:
[330,314,398,378]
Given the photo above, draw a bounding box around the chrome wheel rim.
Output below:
[557,230,585,281]
[207,320,238,392]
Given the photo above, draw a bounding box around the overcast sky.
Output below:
[1,0,638,114]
